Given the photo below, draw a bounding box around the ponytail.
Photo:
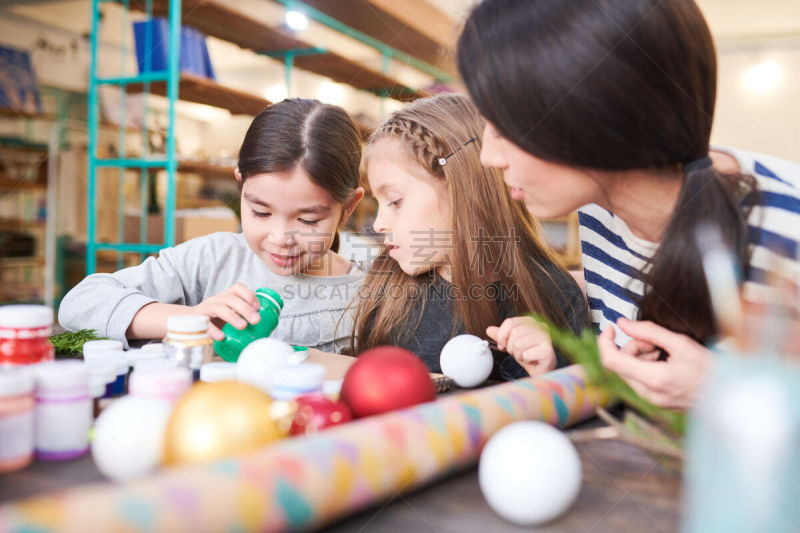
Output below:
[637,164,758,343]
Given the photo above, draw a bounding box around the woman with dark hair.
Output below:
[458,0,800,409]
[61,99,366,352]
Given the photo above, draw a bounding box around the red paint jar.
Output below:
[0,305,54,367]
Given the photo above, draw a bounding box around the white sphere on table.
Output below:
[91,396,173,482]
[479,421,582,525]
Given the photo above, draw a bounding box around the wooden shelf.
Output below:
[0,142,48,154]
[127,73,271,116]
[0,257,45,267]
[0,218,45,229]
[293,53,432,102]
[177,159,235,180]
[0,107,50,119]
[135,0,430,103]
[302,0,457,77]
[0,177,46,191]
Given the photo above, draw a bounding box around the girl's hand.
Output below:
[487,316,556,376]
[597,318,712,410]
[190,283,261,340]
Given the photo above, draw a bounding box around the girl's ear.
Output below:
[234,167,242,183]
[341,187,365,224]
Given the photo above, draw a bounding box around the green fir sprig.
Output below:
[49,329,106,358]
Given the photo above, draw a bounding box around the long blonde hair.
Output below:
[351,94,577,353]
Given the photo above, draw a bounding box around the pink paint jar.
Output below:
[128,366,192,404]
[0,367,35,472]
[0,305,54,367]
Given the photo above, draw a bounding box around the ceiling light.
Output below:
[285,10,308,31]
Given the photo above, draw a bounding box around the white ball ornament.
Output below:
[91,396,173,482]
[479,421,582,525]
[439,334,494,388]
[236,338,299,392]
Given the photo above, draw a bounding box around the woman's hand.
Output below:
[598,318,712,410]
[487,316,556,377]
[191,283,261,340]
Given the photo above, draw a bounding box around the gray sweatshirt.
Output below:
[58,232,366,352]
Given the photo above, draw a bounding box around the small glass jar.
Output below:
[163,315,213,381]
[0,305,54,367]
[0,367,35,472]
[128,366,192,403]
[199,361,237,383]
[33,361,92,461]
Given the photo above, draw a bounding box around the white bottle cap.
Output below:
[140,343,164,354]
[133,358,178,372]
[0,305,52,329]
[269,363,325,401]
[125,348,167,368]
[83,349,128,375]
[129,366,192,401]
[33,361,89,392]
[82,339,124,354]
[0,366,35,398]
[200,362,237,383]
[166,315,209,340]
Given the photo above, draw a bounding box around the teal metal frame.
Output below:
[86,0,182,274]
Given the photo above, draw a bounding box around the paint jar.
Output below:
[163,315,213,381]
[82,339,123,355]
[83,349,128,397]
[128,366,192,404]
[85,362,117,417]
[133,358,178,373]
[199,362,237,383]
[0,367,35,472]
[269,363,325,401]
[213,288,284,362]
[126,347,169,377]
[0,305,54,367]
[33,361,92,461]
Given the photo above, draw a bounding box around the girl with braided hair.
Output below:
[348,94,588,380]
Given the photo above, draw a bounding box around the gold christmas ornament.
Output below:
[163,381,290,466]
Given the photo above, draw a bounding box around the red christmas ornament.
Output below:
[340,346,436,418]
[289,393,353,436]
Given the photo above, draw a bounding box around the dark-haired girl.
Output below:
[458,0,800,408]
[60,99,366,352]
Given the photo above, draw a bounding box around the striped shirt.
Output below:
[579,147,800,346]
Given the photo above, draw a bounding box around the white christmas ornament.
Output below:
[440,334,494,388]
[236,338,300,392]
[479,421,582,525]
[91,396,173,482]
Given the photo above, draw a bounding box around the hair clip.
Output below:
[438,136,478,166]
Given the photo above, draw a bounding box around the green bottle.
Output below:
[213,287,284,362]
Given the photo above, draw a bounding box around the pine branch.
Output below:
[49,329,106,358]
[535,315,688,436]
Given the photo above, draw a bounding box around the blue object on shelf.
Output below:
[133,18,216,80]
[0,45,42,114]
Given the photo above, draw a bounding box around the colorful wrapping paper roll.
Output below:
[0,365,609,532]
